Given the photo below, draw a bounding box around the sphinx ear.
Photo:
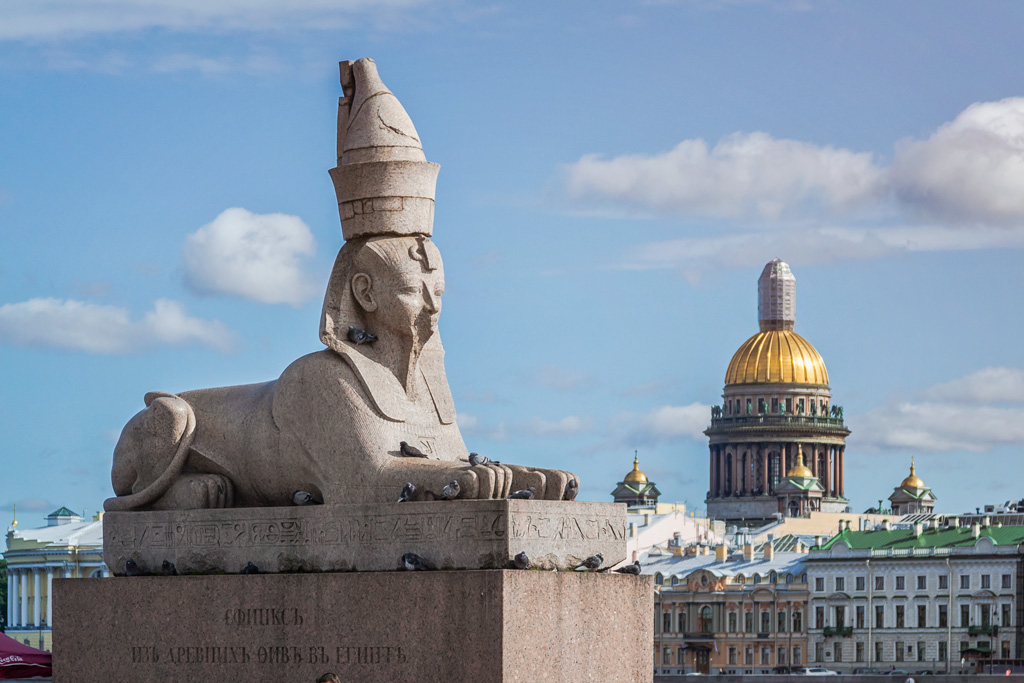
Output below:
[351,272,377,312]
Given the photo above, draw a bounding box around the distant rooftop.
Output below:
[820,524,1024,551]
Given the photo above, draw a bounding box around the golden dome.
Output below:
[787,446,813,478]
[900,461,924,489]
[624,454,648,484]
[725,329,829,385]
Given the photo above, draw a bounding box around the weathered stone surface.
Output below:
[53,570,653,683]
[103,500,627,575]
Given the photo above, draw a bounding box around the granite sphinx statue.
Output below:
[105,58,577,512]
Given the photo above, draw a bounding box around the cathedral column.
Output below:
[20,570,28,628]
[838,447,845,497]
[761,445,769,494]
[709,449,716,498]
[6,570,15,627]
[32,569,41,627]
[46,567,54,625]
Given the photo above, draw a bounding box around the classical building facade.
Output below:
[4,507,108,651]
[705,258,850,525]
[646,538,810,677]
[888,462,937,516]
[612,454,661,509]
[805,520,1024,674]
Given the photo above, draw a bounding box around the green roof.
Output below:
[47,506,78,517]
[821,525,1024,551]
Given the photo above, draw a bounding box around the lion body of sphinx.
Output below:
[107,349,471,511]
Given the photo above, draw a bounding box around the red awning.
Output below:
[0,633,52,679]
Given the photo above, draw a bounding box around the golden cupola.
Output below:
[786,446,814,479]
[724,258,829,385]
[623,454,648,484]
[900,461,924,489]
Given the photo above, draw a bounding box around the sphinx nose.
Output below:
[423,286,440,313]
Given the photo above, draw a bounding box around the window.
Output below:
[815,643,824,663]
[679,612,687,633]
[961,574,971,589]
[856,576,865,591]
[793,611,802,632]
[1003,604,1011,627]
[802,573,808,583]
[728,647,738,665]
[1002,642,1011,659]
[815,606,825,629]
[961,605,971,627]
[655,573,663,586]
[917,641,926,662]
[745,646,753,665]
[939,604,948,628]
[728,612,737,633]
[761,646,770,665]
[835,576,845,592]
[761,610,771,633]
[815,577,825,592]
[855,641,865,662]
[671,576,679,586]
[960,641,969,659]
[772,397,779,413]
[917,575,927,590]
[982,574,991,589]
[833,642,842,663]
[917,604,927,628]
[786,573,793,584]
[745,611,754,633]
[856,605,865,628]
[895,642,904,662]
[895,605,905,628]
[663,613,672,633]
[754,574,761,585]
[1002,574,1012,589]
[939,574,948,590]
[874,642,883,663]
[875,605,885,628]
[663,647,671,665]
[794,646,802,666]
[875,576,885,591]
[981,604,991,627]
[938,642,947,662]
[770,571,777,584]
[778,611,787,633]
[834,606,845,627]
[778,647,787,665]
[896,576,905,591]
[700,606,713,633]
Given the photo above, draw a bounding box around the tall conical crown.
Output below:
[758,257,796,332]
[328,58,440,240]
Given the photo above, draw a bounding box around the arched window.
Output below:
[671,575,679,586]
[700,606,713,633]
[753,574,761,585]
[735,574,745,585]
[769,571,777,584]
[801,573,808,583]
[655,573,663,586]
[761,610,771,633]
[786,573,794,584]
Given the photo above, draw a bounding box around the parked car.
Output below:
[853,668,882,675]
[885,670,909,676]
[772,666,800,674]
[794,667,839,676]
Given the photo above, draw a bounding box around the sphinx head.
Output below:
[320,236,444,352]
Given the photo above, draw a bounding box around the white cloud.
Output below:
[518,415,591,438]
[925,367,1024,404]
[631,403,710,444]
[0,0,430,41]
[565,132,885,221]
[0,297,236,354]
[152,53,284,77]
[891,98,1024,225]
[182,207,318,307]
[852,367,1024,452]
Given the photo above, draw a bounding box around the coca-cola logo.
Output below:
[0,655,25,665]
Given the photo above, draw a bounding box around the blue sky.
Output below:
[2,0,1024,527]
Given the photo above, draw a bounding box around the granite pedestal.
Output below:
[53,570,653,683]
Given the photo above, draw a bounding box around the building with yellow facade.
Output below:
[4,506,108,651]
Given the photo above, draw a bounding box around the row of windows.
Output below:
[659,644,803,667]
[814,603,1012,629]
[813,573,1011,593]
[724,396,827,417]
[658,608,803,634]
[657,571,808,587]
[812,640,1013,663]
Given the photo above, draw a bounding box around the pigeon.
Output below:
[292,490,320,506]
[614,560,641,575]
[469,452,499,466]
[575,553,604,571]
[124,558,143,576]
[241,561,260,575]
[402,552,432,571]
[441,479,461,500]
[397,482,416,503]
[161,560,178,576]
[563,479,579,501]
[509,486,535,500]
[514,551,530,570]
[400,441,428,458]
[347,326,378,345]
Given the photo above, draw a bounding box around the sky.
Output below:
[2,0,1024,528]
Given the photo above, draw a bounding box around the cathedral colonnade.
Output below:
[709,443,845,499]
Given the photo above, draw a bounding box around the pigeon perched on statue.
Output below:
[575,553,604,571]
[397,482,416,502]
[292,490,320,505]
[514,551,530,570]
[469,452,499,466]
[124,558,143,576]
[563,479,578,501]
[402,552,433,571]
[241,562,260,575]
[161,560,178,576]
[441,479,461,500]
[346,326,378,345]
[399,441,428,458]
[615,560,641,575]
[509,486,535,500]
